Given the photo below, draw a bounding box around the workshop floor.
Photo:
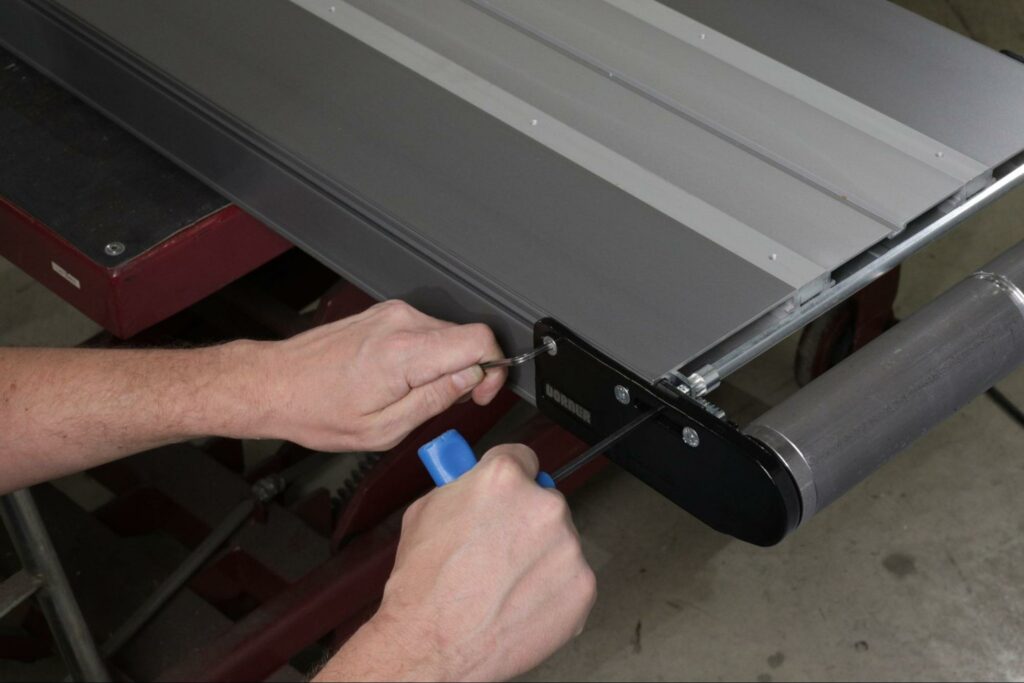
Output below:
[2,1,1023,681]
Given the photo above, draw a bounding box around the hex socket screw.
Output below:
[104,242,126,257]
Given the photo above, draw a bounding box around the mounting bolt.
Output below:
[104,241,126,257]
[614,385,631,405]
[682,427,700,448]
[251,474,287,503]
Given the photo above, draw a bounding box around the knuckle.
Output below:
[373,299,402,315]
[464,322,495,347]
[578,565,598,602]
[379,299,407,311]
[402,498,425,527]
[483,453,525,488]
[536,491,569,521]
[378,299,414,322]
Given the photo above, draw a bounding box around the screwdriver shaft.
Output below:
[552,405,664,482]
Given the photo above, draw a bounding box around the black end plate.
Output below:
[534,319,801,547]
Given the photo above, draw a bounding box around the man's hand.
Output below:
[0,300,507,492]
[251,300,507,452]
[316,444,597,682]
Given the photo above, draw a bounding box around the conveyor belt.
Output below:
[2,0,1023,400]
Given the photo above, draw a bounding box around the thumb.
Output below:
[380,365,484,433]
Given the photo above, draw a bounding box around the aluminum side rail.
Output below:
[677,157,1024,397]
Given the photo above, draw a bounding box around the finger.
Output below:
[377,365,485,437]
[400,323,504,388]
[478,443,541,480]
[472,365,508,405]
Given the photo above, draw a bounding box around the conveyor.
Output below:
[2,0,1022,546]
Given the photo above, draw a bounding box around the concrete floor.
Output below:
[2,1,1023,681]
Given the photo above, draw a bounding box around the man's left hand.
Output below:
[246,300,507,451]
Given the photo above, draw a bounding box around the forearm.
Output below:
[0,342,267,493]
[313,610,448,683]
[0,300,506,494]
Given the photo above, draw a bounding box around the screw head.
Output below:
[614,385,631,405]
[541,336,558,357]
[104,241,126,257]
[682,427,700,448]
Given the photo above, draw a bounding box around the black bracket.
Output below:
[533,318,801,547]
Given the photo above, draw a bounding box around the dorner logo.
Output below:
[544,383,592,425]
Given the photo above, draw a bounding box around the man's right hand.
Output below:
[316,444,597,682]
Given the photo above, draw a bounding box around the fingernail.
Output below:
[452,365,485,392]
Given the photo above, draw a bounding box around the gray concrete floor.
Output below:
[2,1,1023,681]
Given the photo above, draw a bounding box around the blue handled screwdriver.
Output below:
[418,405,663,489]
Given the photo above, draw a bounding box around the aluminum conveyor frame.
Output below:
[2,0,1023,545]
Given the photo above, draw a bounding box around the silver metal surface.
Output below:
[479,336,557,370]
[467,0,983,229]
[0,489,109,682]
[2,0,1024,397]
[664,0,1024,169]
[748,240,1024,523]
[681,427,700,449]
[2,0,796,392]
[614,385,632,406]
[973,271,1024,311]
[338,0,890,275]
[682,159,1024,396]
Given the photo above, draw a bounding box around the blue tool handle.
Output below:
[418,429,555,488]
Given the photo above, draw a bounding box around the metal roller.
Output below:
[748,239,1024,525]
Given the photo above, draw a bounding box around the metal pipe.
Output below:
[101,475,286,658]
[0,489,110,682]
[0,569,42,620]
[684,160,1024,395]
[747,239,1024,524]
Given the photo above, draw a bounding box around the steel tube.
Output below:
[747,240,1024,524]
[102,475,285,658]
[0,569,41,620]
[0,489,109,682]
[100,499,256,658]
